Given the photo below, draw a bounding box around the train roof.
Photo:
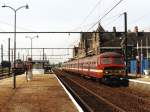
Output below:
[100,52,122,58]
[63,52,123,64]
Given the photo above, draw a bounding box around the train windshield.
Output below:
[101,57,123,65]
[101,58,112,64]
[113,58,123,64]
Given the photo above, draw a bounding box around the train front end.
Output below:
[98,52,128,86]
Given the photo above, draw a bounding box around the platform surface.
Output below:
[135,76,150,82]
[128,74,150,83]
[0,74,79,112]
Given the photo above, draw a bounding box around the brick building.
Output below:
[73,25,150,61]
[73,24,105,58]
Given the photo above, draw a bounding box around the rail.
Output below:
[54,69,126,112]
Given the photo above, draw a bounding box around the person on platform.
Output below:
[25,58,33,81]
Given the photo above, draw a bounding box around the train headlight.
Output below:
[119,70,122,73]
[104,71,109,74]
[97,70,103,73]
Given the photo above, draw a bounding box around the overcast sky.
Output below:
[0,0,150,63]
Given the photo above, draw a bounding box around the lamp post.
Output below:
[2,4,29,89]
[124,12,128,77]
[25,35,39,59]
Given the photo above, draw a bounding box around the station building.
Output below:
[73,25,150,74]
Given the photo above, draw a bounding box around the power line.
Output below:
[0,31,125,34]
[70,21,99,31]
[72,0,103,31]
[126,11,150,30]
[129,11,150,25]
[80,0,103,26]
[73,12,123,32]
[0,20,35,32]
[97,0,120,19]
[102,13,123,28]
[87,0,124,31]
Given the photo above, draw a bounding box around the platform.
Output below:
[0,74,80,112]
[128,74,150,92]
[128,73,150,82]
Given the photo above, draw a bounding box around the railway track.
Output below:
[54,69,126,112]
[0,73,12,79]
[53,69,150,112]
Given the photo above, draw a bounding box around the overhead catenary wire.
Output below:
[129,11,150,26]
[104,10,150,31]
[87,0,124,31]
[126,11,150,31]
[79,0,103,28]
[73,13,123,32]
[102,13,123,29]
[97,0,121,19]
[0,20,35,32]
[73,0,118,32]
[71,0,103,32]
[70,21,99,32]
[101,11,150,31]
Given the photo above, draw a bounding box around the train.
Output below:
[13,59,25,75]
[62,52,128,86]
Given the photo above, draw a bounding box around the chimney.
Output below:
[134,26,138,36]
[113,26,116,32]
[113,26,116,39]
[134,26,138,32]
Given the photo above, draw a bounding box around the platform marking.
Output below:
[129,79,150,85]
[54,74,84,112]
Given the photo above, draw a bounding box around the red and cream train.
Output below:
[62,52,127,83]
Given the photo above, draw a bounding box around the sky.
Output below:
[0,0,150,63]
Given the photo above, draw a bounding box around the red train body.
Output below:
[62,52,125,80]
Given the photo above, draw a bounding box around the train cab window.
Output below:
[101,58,112,64]
[113,58,123,64]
